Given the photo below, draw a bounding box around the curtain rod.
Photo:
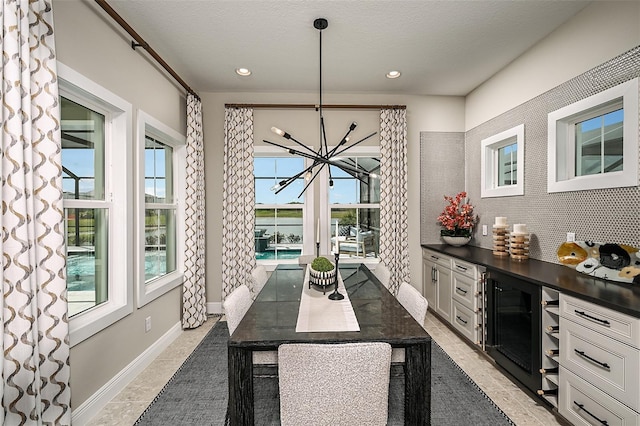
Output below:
[94,0,200,101]
[224,103,406,110]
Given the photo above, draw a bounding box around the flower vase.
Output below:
[442,236,471,247]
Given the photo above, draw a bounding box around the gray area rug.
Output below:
[135,320,514,425]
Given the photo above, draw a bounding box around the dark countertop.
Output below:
[422,244,640,318]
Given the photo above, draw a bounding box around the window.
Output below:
[481,124,524,198]
[254,151,308,263]
[136,111,186,306]
[59,62,133,346]
[322,148,380,260]
[548,78,638,193]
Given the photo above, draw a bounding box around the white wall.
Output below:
[53,0,186,410]
[466,1,640,130]
[202,92,464,305]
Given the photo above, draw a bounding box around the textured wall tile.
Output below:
[422,47,640,263]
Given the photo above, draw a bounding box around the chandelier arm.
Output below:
[331,131,378,158]
[268,132,319,157]
[287,148,371,176]
[297,163,326,198]
[340,158,371,175]
[274,163,317,194]
[262,139,317,159]
[328,124,357,157]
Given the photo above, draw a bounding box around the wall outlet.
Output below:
[566,232,576,242]
[145,316,151,333]
[482,224,488,236]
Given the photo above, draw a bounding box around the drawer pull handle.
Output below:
[574,349,610,370]
[573,401,609,425]
[456,316,467,325]
[456,287,468,295]
[574,310,610,326]
[431,255,439,260]
[456,265,467,271]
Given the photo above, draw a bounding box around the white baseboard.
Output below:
[207,301,223,315]
[71,321,183,425]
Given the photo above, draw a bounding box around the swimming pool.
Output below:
[67,251,168,291]
[255,249,301,260]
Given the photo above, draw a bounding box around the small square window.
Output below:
[481,124,525,198]
[548,78,638,193]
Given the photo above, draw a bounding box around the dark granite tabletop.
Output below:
[422,244,640,318]
[229,263,431,348]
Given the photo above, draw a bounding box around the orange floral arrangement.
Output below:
[437,191,477,238]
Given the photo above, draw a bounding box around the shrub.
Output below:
[311,256,334,272]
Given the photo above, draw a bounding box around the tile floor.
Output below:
[87,313,564,425]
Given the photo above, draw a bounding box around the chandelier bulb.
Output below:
[271,127,285,137]
[350,122,357,131]
[305,171,312,181]
[270,183,281,191]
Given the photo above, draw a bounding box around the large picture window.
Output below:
[324,151,380,260]
[254,156,306,262]
[136,111,185,306]
[59,63,133,346]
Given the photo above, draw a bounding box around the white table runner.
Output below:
[295,266,360,333]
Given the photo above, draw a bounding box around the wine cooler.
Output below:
[486,270,542,394]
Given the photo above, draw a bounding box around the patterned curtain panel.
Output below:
[182,94,207,329]
[379,108,409,295]
[1,2,71,424]
[221,108,256,300]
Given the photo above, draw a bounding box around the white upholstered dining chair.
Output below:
[222,284,278,365]
[278,342,392,425]
[251,264,268,299]
[392,281,428,363]
[373,262,391,289]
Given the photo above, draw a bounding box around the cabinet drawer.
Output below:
[452,300,476,342]
[560,294,640,349]
[559,367,639,426]
[452,258,477,279]
[423,249,452,269]
[452,273,477,311]
[560,317,640,411]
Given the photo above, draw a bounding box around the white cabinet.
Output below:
[422,249,484,346]
[422,250,452,323]
[558,294,640,424]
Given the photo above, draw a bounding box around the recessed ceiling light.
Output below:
[236,68,251,76]
[386,70,401,79]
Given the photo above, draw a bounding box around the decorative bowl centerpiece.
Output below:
[309,256,336,289]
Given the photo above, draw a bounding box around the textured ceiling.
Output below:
[101,0,591,96]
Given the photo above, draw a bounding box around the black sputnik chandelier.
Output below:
[264,18,377,198]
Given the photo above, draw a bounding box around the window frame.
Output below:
[136,110,186,307]
[480,124,525,198]
[254,146,313,269]
[59,62,133,347]
[320,145,381,264]
[547,78,638,193]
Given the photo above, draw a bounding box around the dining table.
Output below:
[227,263,432,425]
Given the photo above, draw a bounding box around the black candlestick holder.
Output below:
[316,242,320,258]
[328,252,344,300]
